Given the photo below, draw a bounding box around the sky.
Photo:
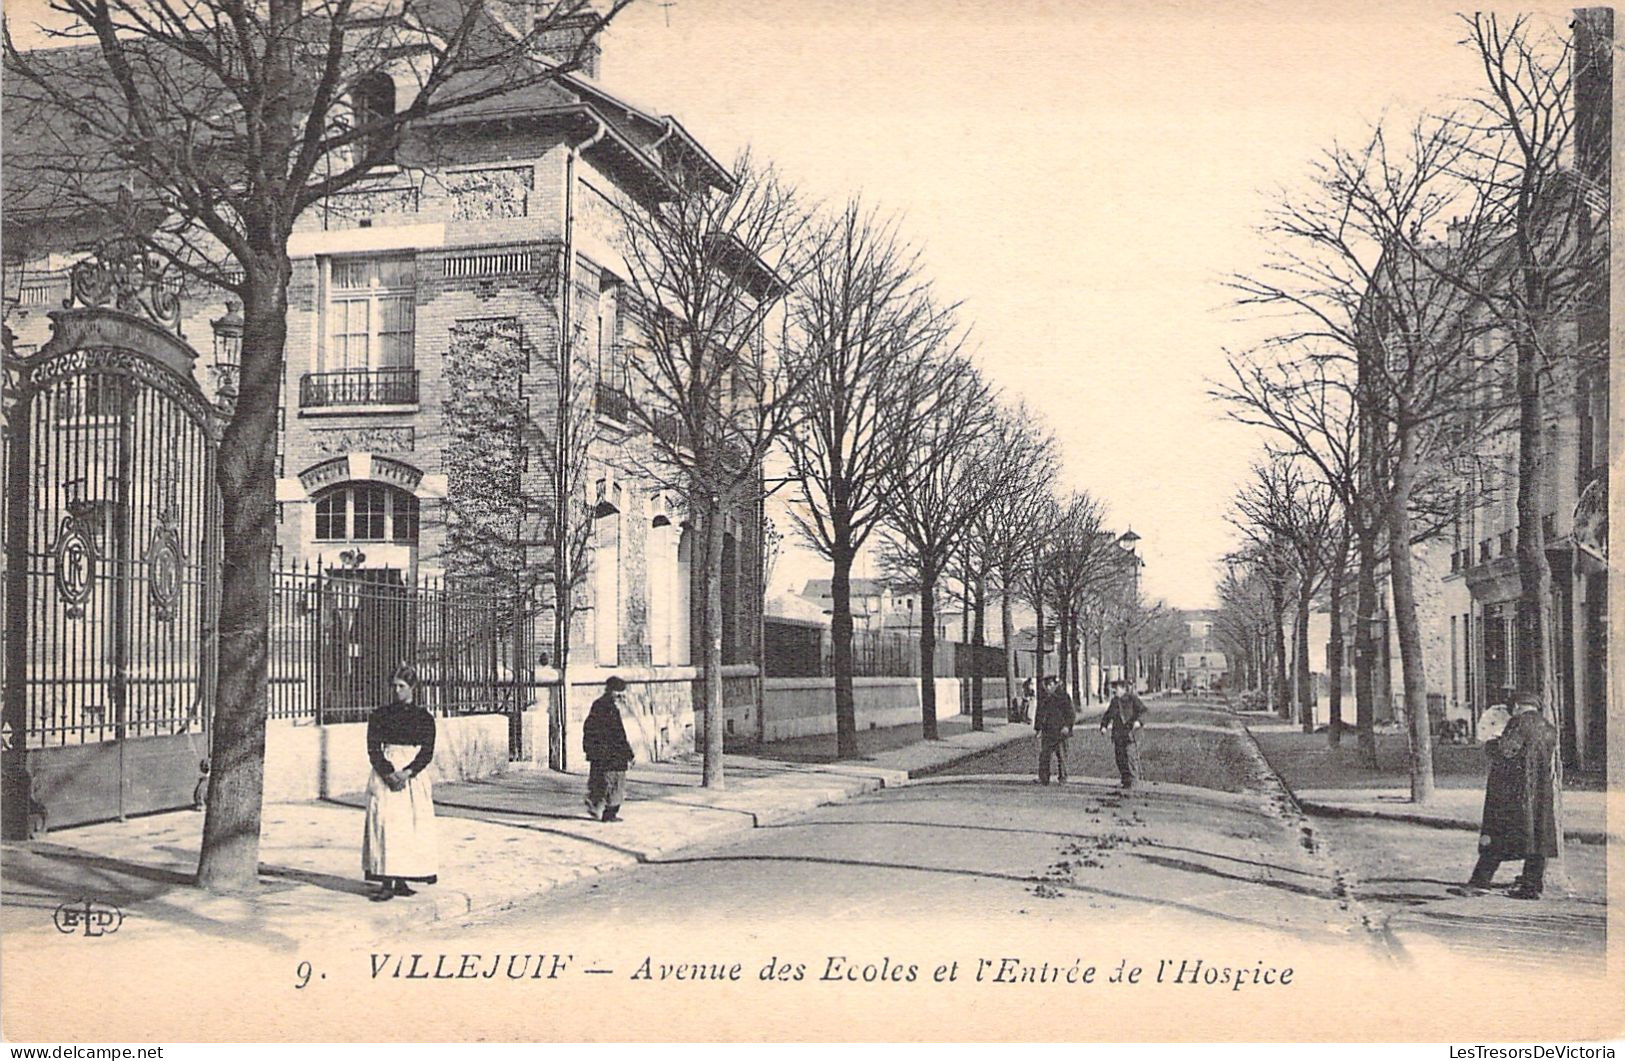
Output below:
[3,0,1580,609]
[589,0,1576,609]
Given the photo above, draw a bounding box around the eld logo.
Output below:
[53,898,123,937]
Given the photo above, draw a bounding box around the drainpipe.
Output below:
[551,115,606,769]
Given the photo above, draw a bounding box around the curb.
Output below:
[1293,798,1610,845]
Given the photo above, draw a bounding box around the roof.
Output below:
[801,578,887,599]
[3,12,733,231]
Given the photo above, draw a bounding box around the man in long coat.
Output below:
[1099,678,1148,789]
[583,676,635,822]
[1458,692,1560,900]
[1033,675,1075,785]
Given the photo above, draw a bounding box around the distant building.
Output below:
[799,578,947,638]
[1173,609,1229,692]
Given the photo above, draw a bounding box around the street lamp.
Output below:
[1118,529,1141,691]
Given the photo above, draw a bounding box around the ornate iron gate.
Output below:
[3,269,219,838]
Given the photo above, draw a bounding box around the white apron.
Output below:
[362,743,439,882]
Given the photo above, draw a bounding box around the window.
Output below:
[323,257,415,372]
[352,73,396,164]
[312,483,419,543]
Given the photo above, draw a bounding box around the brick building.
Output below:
[4,21,769,767]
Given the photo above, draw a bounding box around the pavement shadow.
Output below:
[648,851,1346,943]
[1126,851,1335,901]
[1,845,301,948]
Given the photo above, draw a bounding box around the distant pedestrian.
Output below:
[1013,676,1035,723]
[1100,678,1147,789]
[584,676,635,822]
[1455,692,1559,900]
[1033,675,1074,785]
[363,664,438,902]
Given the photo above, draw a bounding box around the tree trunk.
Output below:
[1080,624,1091,705]
[553,634,572,770]
[1513,324,1566,884]
[919,576,940,739]
[1068,612,1082,707]
[1387,429,1434,803]
[1326,536,1347,748]
[699,498,727,787]
[197,270,287,894]
[1034,590,1046,686]
[1001,576,1017,720]
[1055,605,1069,687]
[970,575,986,731]
[1296,584,1314,732]
[1354,528,1380,767]
[1270,581,1290,719]
[830,540,859,758]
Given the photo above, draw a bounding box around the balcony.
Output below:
[300,368,418,409]
[594,380,632,423]
[1480,540,1493,564]
[1499,529,1515,558]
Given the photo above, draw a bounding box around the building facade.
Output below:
[4,24,769,769]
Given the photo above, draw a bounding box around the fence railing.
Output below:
[268,565,536,733]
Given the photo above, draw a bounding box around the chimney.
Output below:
[534,14,602,79]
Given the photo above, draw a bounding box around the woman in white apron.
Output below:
[363,664,438,901]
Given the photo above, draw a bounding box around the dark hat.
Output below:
[605,676,628,692]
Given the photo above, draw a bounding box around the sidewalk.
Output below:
[1237,713,1617,842]
[1233,710,1609,969]
[1,718,1027,947]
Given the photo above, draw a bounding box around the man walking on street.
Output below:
[583,676,635,822]
[1100,678,1147,789]
[1453,691,1559,900]
[1034,675,1074,785]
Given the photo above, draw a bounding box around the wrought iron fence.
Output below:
[299,367,419,408]
[268,565,537,738]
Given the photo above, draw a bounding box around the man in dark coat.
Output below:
[583,676,635,822]
[1033,675,1075,785]
[1457,693,1560,899]
[1099,678,1148,789]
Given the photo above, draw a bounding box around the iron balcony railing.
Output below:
[300,367,418,408]
[1499,529,1515,557]
[594,379,632,422]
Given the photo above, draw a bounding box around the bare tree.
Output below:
[876,356,998,739]
[427,291,597,768]
[1039,492,1117,707]
[1440,14,1608,740]
[967,405,1057,721]
[1231,116,1502,800]
[781,202,956,757]
[1229,458,1336,731]
[1215,353,1369,749]
[1214,560,1275,697]
[961,409,1057,728]
[4,0,629,891]
[613,155,817,788]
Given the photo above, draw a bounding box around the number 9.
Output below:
[295,960,313,989]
